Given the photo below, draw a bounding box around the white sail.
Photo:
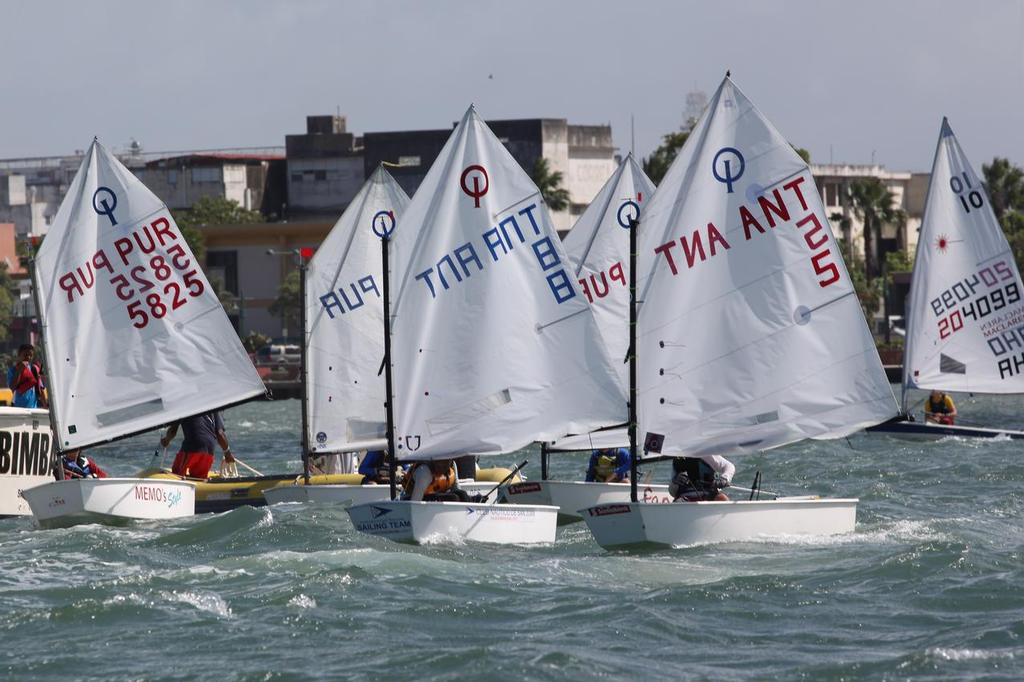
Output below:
[389,106,626,460]
[635,76,897,458]
[903,119,1024,394]
[34,140,266,450]
[562,154,656,386]
[306,166,410,453]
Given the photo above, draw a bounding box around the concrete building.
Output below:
[285,115,364,219]
[135,153,287,217]
[363,118,618,231]
[201,220,331,338]
[811,163,927,258]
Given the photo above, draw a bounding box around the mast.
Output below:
[900,118,949,415]
[299,252,311,484]
[29,245,63,466]
[381,234,398,501]
[628,216,638,504]
[540,442,549,480]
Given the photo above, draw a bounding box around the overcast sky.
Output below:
[2,0,1022,172]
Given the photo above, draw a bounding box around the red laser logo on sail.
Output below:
[460,165,489,208]
[936,234,950,253]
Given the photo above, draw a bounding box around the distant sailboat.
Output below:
[581,75,898,549]
[347,106,625,544]
[22,140,272,524]
[868,119,1024,440]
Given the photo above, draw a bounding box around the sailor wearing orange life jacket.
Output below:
[402,459,467,501]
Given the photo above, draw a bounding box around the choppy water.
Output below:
[3,391,1024,681]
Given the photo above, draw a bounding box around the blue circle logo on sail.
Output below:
[371,210,396,238]
[712,147,745,194]
[617,200,640,229]
[92,187,119,226]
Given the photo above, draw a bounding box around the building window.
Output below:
[314,170,327,181]
[824,183,840,207]
[291,173,303,182]
[206,250,238,294]
[168,169,178,185]
[191,167,221,184]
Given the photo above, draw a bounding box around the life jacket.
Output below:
[62,456,105,479]
[13,363,42,394]
[403,462,457,498]
[927,395,952,414]
[593,453,619,480]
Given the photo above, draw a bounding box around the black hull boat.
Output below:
[866,415,1024,440]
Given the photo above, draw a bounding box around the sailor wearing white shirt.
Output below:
[669,455,735,502]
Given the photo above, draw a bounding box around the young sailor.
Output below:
[924,390,957,425]
[669,455,735,502]
[58,450,107,480]
[585,447,631,483]
[402,459,467,501]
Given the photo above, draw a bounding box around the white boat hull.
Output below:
[0,407,58,516]
[582,498,858,549]
[503,480,673,525]
[346,500,558,545]
[22,478,196,528]
[264,480,497,507]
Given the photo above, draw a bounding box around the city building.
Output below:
[285,115,364,219]
[135,152,287,217]
[363,117,618,231]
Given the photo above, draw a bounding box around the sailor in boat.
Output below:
[585,447,631,483]
[57,449,108,480]
[402,459,471,502]
[924,390,958,426]
[159,411,234,479]
[358,450,406,485]
[7,344,47,409]
[668,455,735,502]
[454,455,478,480]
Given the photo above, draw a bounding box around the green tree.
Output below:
[172,197,263,262]
[793,146,811,164]
[643,130,690,185]
[982,157,1024,221]
[531,158,570,212]
[269,270,301,337]
[848,178,906,280]
[0,262,14,343]
[837,238,882,323]
[242,331,271,353]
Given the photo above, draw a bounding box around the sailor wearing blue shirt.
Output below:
[585,447,631,483]
[359,450,405,485]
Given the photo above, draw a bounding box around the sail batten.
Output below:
[635,77,897,458]
[35,140,267,450]
[903,119,1024,395]
[388,107,626,460]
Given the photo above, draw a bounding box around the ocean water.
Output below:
[3,391,1023,681]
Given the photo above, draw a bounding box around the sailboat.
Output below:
[346,106,626,544]
[502,155,673,523]
[867,119,1024,440]
[0,407,58,517]
[21,139,268,526]
[581,75,899,549]
[264,166,513,507]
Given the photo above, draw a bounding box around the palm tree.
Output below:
[982,157,1024,221]
[848,178,905,280]
[531,158,570,212]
